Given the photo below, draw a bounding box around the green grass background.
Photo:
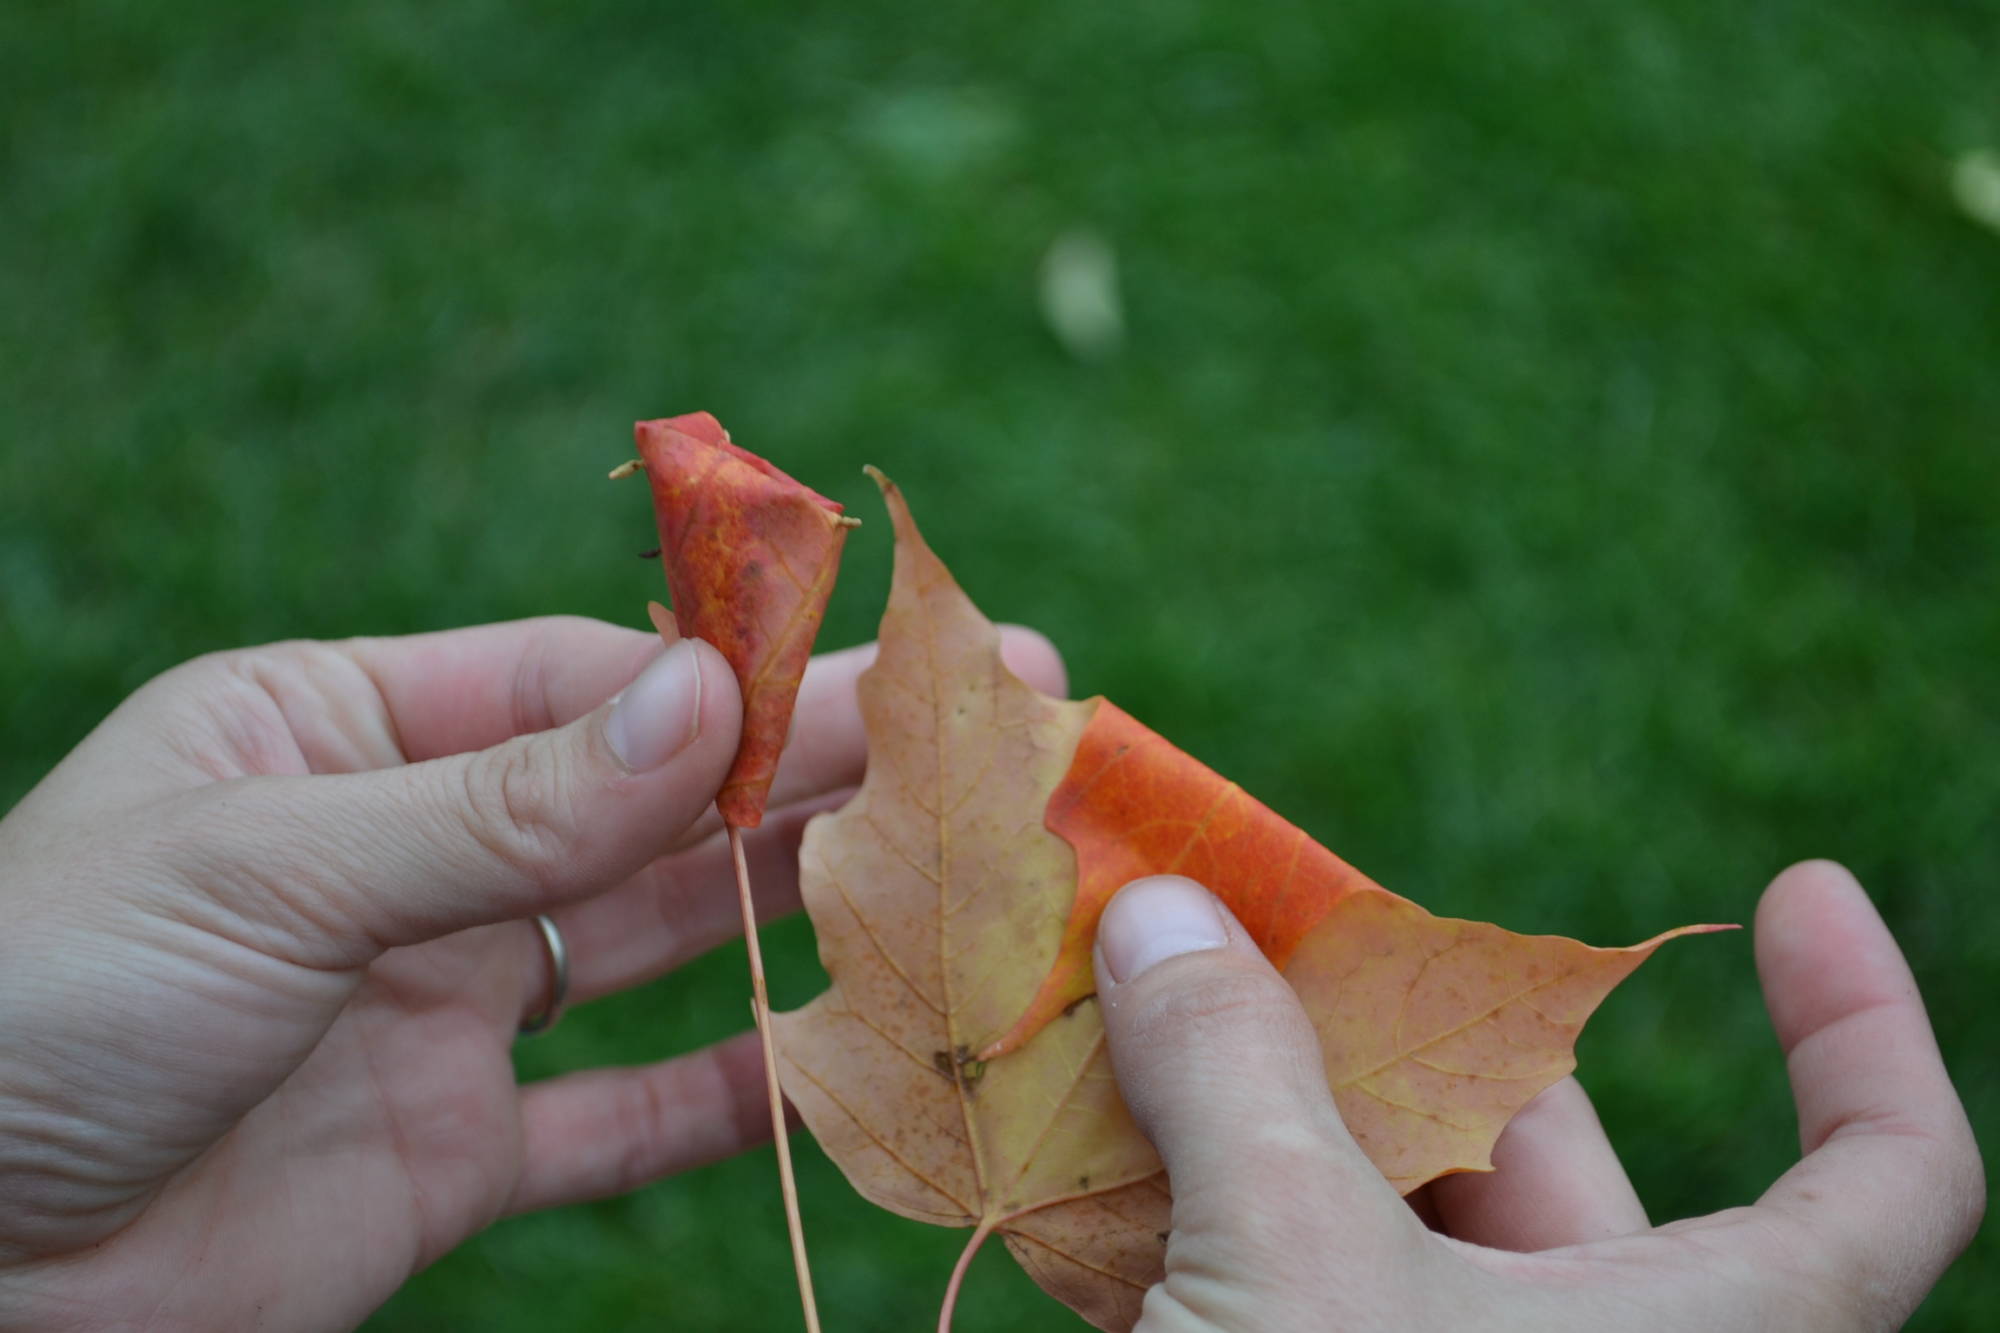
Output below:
[4,1,1995,1327]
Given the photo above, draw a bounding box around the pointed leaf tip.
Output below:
[862,463,897,504]
[1283,891,1728,1192]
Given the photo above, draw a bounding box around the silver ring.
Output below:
[518,913,570,1035]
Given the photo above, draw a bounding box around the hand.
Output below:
[1093,864,1984,1332]
[0,615,1063,1332]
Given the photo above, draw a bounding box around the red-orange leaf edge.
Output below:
[978,700,1393,1059]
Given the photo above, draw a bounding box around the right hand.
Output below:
[1093,862,1984,1331]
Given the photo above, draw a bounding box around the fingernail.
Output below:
[605,639,704,770]
[1098,876,1231,985]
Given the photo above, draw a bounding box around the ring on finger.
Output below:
[519,913,570,1036]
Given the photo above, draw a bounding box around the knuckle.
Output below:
[154,640,390,775]
[1761,1156,1984,1332]
[207,638,351,692]
[1818,1256,1915,1331]
[606,1074,680,1195]
[506,622,563,736]
[449,737,579,893]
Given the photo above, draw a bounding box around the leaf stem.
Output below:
[730,822,822,1333]
[937,1215,997,1333]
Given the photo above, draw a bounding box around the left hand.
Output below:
[0,615,1063,1332]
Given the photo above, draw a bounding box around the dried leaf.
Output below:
[770,471,1160,1283]
[772,475,1728,1331]
[984,707,1728,1327]
[980,700,1390,1059]
[634,411,853,827]
[1002,1175,1169,1332]
[1285,889,1728,1191]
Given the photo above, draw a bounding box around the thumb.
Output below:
[166,637,743,967]
[1094,877,1423,1301]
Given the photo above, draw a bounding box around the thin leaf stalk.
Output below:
[730,822,822,1333]
[938,1215,999,1333]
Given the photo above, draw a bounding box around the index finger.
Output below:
[343,616,1069,805]
[1749,861,1983,1320]
[342,616,661,761]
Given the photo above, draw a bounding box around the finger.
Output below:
[506,1030,786,1214]
[553,787,853,1005]
[2,618,666,823]
[1094,876,1421,1269]
[343,618,1061,773]
[535,635,1059,1006]
[343,616,666,762]
[997,624,1068,697]
[1742,861,1984,1321]
[1425,1077,1649,1250]
[164,639,743,967]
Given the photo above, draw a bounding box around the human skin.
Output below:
[0,616,1064,1332]
[1,617,1979,1331]
[1092,867,1985,1331]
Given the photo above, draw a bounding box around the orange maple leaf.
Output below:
[999,893,1727,1329]
[768,472,1729,1331]
[1285,889,1726,1190]
[1002,1175,1170,1332]
[633,411,855,827]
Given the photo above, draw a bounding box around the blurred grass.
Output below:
[3,0,1995,1327]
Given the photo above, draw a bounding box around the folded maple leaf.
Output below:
[633,411,854,827]
[978,700,1391,1060]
